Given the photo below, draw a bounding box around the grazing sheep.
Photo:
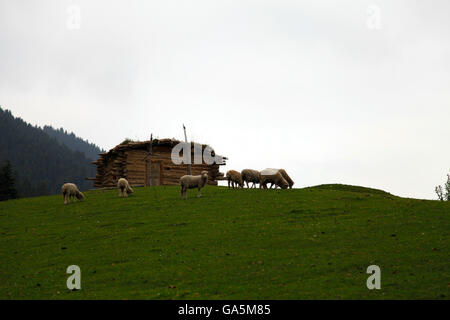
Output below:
[259,168,289,189]
[241,169,261,188]
[278,169,294,189]
[61,183,84,205]
[226,170,244,189]
[117,178,134,197]
[180,171,209,199]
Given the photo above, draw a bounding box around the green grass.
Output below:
[0,184,448,299]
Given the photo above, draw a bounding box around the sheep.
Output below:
[278,169,294,189]
[61,183,84,205]
[259,168,289,189]
[226,170,244,189]
[180,171,209,199]
[241,169,261,188]
[117,178,134,197]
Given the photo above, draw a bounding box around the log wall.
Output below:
[93,143,225,188]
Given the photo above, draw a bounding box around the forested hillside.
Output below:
[43,126,103,160]
[0,107,98,198]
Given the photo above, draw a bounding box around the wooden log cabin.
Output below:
[90,138,227,188]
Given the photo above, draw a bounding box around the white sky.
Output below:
[1,0,449,199]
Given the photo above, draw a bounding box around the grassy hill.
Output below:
[0,185,448,299]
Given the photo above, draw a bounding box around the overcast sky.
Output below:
[1,0,449,199]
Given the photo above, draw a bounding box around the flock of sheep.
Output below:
[61,168,294,203]
[226,168,294,190]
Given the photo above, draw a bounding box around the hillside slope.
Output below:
[0,185,448,299]
[0,108,96,197]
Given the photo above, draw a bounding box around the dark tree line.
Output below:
[0,161,18,201]
[43,125,104,160]
[0,107,100,198]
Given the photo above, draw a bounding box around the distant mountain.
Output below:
[0,107,99,198]
[43,126,104,160]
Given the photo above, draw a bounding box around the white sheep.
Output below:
[259,168,289,189]
[180,171,209,199]
[241,169,261,188]
[278,169,294,189]
[117,178,134,197]
[61,183,84,205]
[226,170,244,188]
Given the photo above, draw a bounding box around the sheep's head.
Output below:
[279,179,289,189]
[76,191,85,200]
[201,171,209,179]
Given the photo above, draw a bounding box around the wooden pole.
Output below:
[183,124,192,175]
[147,134,153,186]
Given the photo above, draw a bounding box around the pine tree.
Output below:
[0,160,18,201]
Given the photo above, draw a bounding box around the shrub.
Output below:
[435,173,450,201]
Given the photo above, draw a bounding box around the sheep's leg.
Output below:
[123,187,128,197]
[197,187,202,197]
[63,193,67,205]
[246,181,249,188]
[181,186,187,199]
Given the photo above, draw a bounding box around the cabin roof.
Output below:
[94,138,227,162]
